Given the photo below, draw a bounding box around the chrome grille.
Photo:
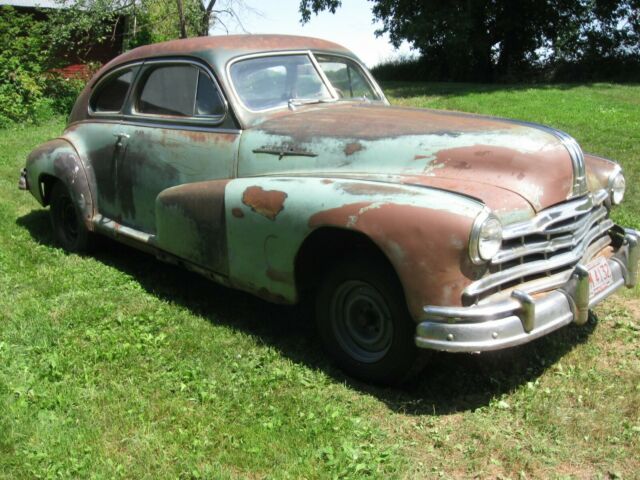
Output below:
[463,189,613,305]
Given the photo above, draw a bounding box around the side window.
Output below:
[91,69,133,113]
[138,65,197,116]
[315,55,380,101]
[137,64,225,118]
[195,71,225,116]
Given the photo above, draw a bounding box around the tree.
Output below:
[46,0,251,62]
[300,0,640,81]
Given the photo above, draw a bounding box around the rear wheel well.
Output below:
[295,227,400,296]
[38,174,60,205]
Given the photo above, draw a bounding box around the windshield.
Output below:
[229,54,332,111]
[229,53,382,111]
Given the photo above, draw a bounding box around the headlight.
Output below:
[608,169,625,205]
[469,209,503,264]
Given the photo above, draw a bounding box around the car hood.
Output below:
[238,103,580,213]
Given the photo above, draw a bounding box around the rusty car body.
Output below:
[20,35,639,384]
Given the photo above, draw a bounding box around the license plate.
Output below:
[587,256,613,296]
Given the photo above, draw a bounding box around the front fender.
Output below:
[225,177,485,319]
[26,138,94,227]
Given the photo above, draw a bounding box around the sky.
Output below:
[209,0,415,67]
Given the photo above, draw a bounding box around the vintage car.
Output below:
[20,35,638,384]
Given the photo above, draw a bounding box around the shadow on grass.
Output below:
[18,209,597,416]
[380,81,639,101]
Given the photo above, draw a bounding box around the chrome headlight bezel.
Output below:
[469,208,503,265]
[608,167,626,206]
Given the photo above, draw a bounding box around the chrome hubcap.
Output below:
[330,280,393,363]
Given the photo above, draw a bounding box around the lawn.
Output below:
[1,83,639,479]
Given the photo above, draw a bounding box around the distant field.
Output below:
[1,83,638,479]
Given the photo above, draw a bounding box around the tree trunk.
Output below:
[199,0,217,36]
[176,0,188,38]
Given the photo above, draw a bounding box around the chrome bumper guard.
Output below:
[416,228,639,352]
[18,168,28,190]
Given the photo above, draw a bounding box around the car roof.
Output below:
[94,34,353,83]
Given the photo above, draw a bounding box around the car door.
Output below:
[116,60,240,271]
[69,66,139,221]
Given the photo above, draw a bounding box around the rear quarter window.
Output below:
[90,69,133,113]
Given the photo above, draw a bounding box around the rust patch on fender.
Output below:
[242,186,287,220]
[344,142,364,156]
[266,267,294,283]
[309,201,478,319]
[231,207,244,218]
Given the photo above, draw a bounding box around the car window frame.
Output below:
[226,50,388,113]
[226,50,340,114]
[314,54,383,102]
[126,58,229,127]
[88,63,142,118]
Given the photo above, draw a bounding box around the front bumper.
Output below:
[416,228,639,352]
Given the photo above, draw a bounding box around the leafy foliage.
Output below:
[0,7,91,128]
[0,7,54,127]
[301,0,640,82]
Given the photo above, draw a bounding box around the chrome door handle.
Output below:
[113,132,129,149]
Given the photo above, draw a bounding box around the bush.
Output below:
[42,75,86,118]
[0,6,89,128]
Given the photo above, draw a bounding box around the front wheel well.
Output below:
[38,174,60,206]
[294,227,400,296]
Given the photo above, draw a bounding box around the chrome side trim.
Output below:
[93,214,155,244]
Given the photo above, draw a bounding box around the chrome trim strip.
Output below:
[93,214,155,244]
[495,117,587,198]
[68,118,242,135]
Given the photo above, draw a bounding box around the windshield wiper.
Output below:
[288,97,337,110]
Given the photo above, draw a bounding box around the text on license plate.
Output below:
[587,256,613,296]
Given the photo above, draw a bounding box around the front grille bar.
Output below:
[492,206,609,265]
[465,220,612,298]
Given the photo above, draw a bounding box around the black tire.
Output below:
[315,256,426,385]
[50,181,93,253]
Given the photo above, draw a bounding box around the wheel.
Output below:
[315,256,426,384]
[50,181,93,253]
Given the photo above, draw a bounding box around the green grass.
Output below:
[1,83,639,479]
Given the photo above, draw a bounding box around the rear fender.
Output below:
[26,138,94,227]
[224,177,484,319]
